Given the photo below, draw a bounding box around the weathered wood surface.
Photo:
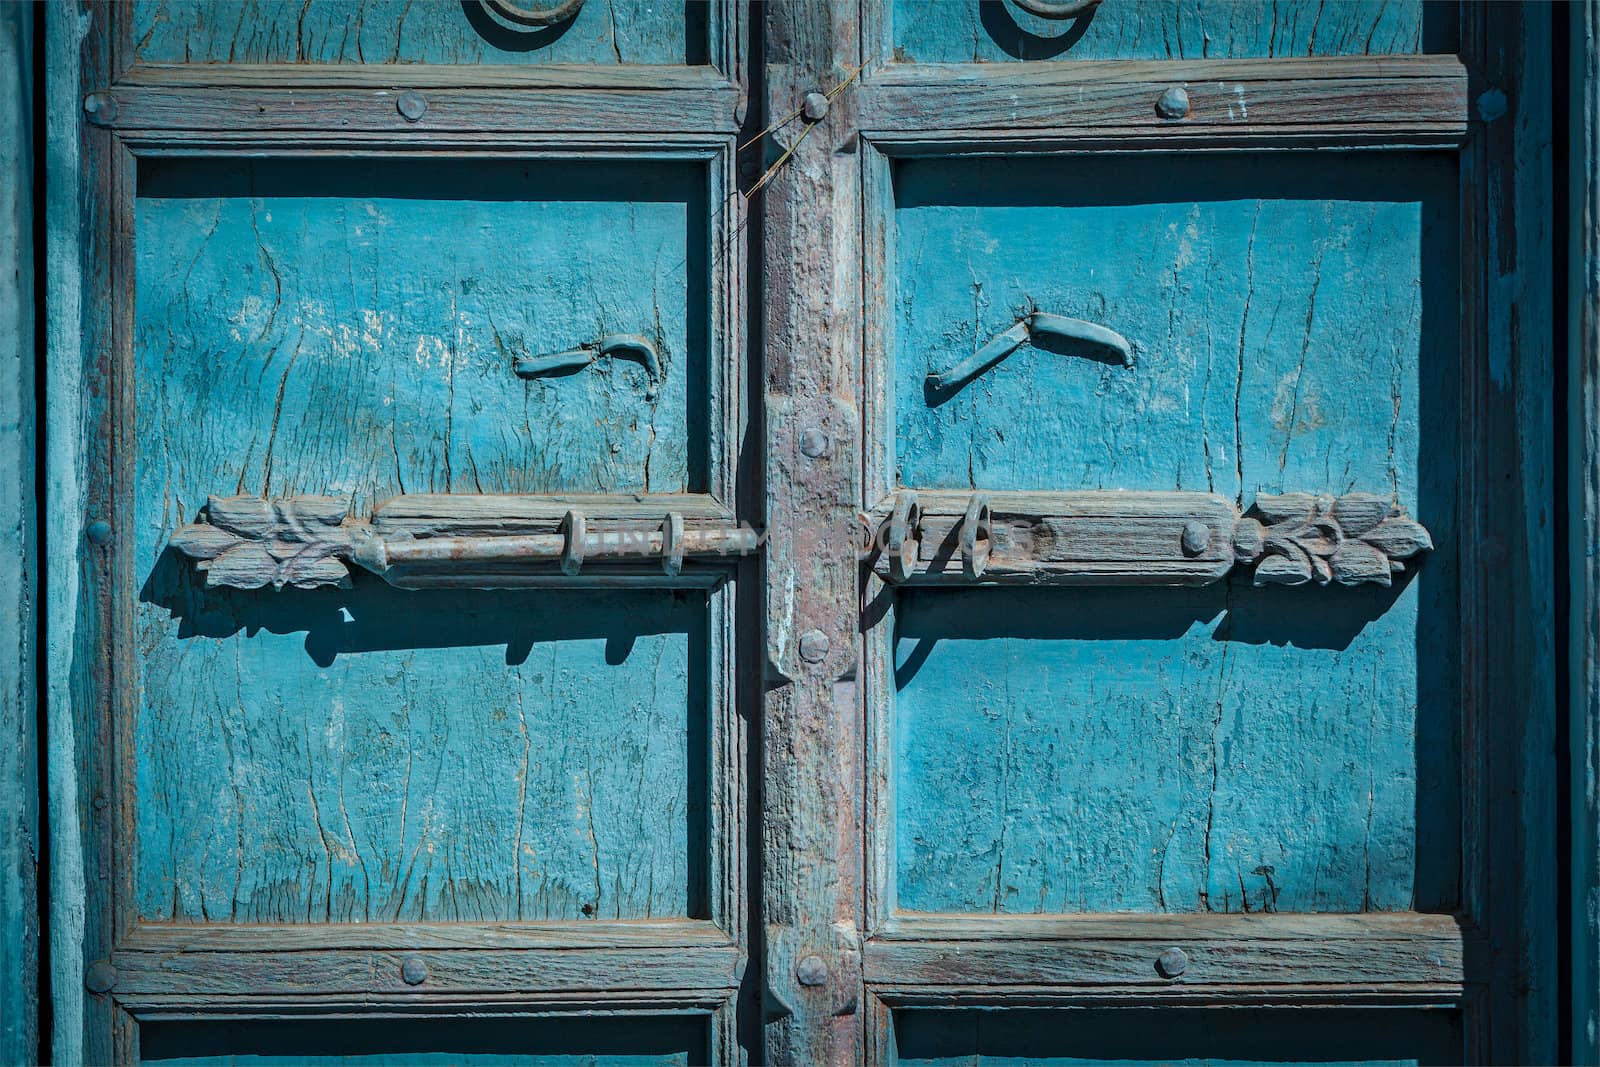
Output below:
[859,56,1469,150]
[0,4,38,1064]
[127,0,704,66]
[890,1006,1461,1066]
[760,2,866,1062]
[1574,5,1600,1062]
[887,0,1454,64]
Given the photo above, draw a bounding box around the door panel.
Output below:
[893,584,1458,916]
[888,1,1458,65]
[128,0,712,66]
[138,1016,709,1066]
[135,586,707,924]
[134,157,707,500]
[890,1008,1461,1066]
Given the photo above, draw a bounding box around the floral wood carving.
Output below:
[170,496,358,590]
[1231,493,1433,588]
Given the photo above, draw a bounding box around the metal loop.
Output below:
[886,491,921,584]
[1011,0,1103,19]
[561,509,586,575]
[960,493,993,580]
[482,0,584,27]
[662,512,685,577]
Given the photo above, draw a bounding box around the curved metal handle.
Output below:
[926,312,1132,398]
[514,333,663,400]
[482,0,583,27]
[1011,0,1103,19]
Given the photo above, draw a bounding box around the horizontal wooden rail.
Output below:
[866,912,1470,1006]
[860,55,1469,152]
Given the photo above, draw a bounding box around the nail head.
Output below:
[397,91,428,122]
[86,520,113,545]
[802,92,830,122]
[83,92,117,126]
[400,955,428,985]
[1155,85,1190,120]
[1180,520,1210,556]
[798,629,830,664]
[799,428,829,458]
[796,954,828,987]
[1156,946,1188,978]
[85,960,117,994]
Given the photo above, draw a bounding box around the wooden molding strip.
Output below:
[869,489,1432,588]
[170,493,757,590]
[865,912,1469,1004]
[859,55,1469,151]
[90,67,742,138]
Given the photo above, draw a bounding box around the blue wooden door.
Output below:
[53,1,1554,1064]
[58,2,751,1063]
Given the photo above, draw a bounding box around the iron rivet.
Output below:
[1155,946,1188,979]
[1155,86,1189,120]
[92,794,108,812]
[1180,520,1210,556]
[798,629,830,664]
[397,91,427,122]
[802,92,830,122]
[400,955,428,985]
[86,520,113,545]
[85,959,117,994]
[83,92,117,126]
[796,954,828,987]
[799,428,829,458]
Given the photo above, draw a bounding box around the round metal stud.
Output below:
[799,427,829,458]
[396,91,428,122]
[83,92,118,126]
[802,92,830,122]
[1180,520,1210,556]
[1155,85,1190,120]
[84,960,118,994]
[798,629,830,665]
[400,955,428,985]
[86,520,113,545]
[796,954,828,987]
[1155,946,1188,979]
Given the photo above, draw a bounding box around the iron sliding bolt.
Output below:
[170,495,760,591]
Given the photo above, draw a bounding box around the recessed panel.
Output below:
[893,153,1456,500]
[892,1008,1460,1066]
[136,158,707,504]
[130,0,709,65]
[134,584,709,923]
[890,154,1458,916]
[140,1016,708,1066]
[890,0,1456,63]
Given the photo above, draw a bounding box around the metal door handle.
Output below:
[1011,0,1103,19]
[925,312,1133,398]
[513,333,663,400]
[481,0,583,26]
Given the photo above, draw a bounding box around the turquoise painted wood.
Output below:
[0,3,38,1063]
[891,152,1459,915]
[130,0,706,65]
[892,1008,1461,1066]
[135,158,704,503]
[889,0,1455,64]
[138,1017,707,1066]
[130,157,711,924]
